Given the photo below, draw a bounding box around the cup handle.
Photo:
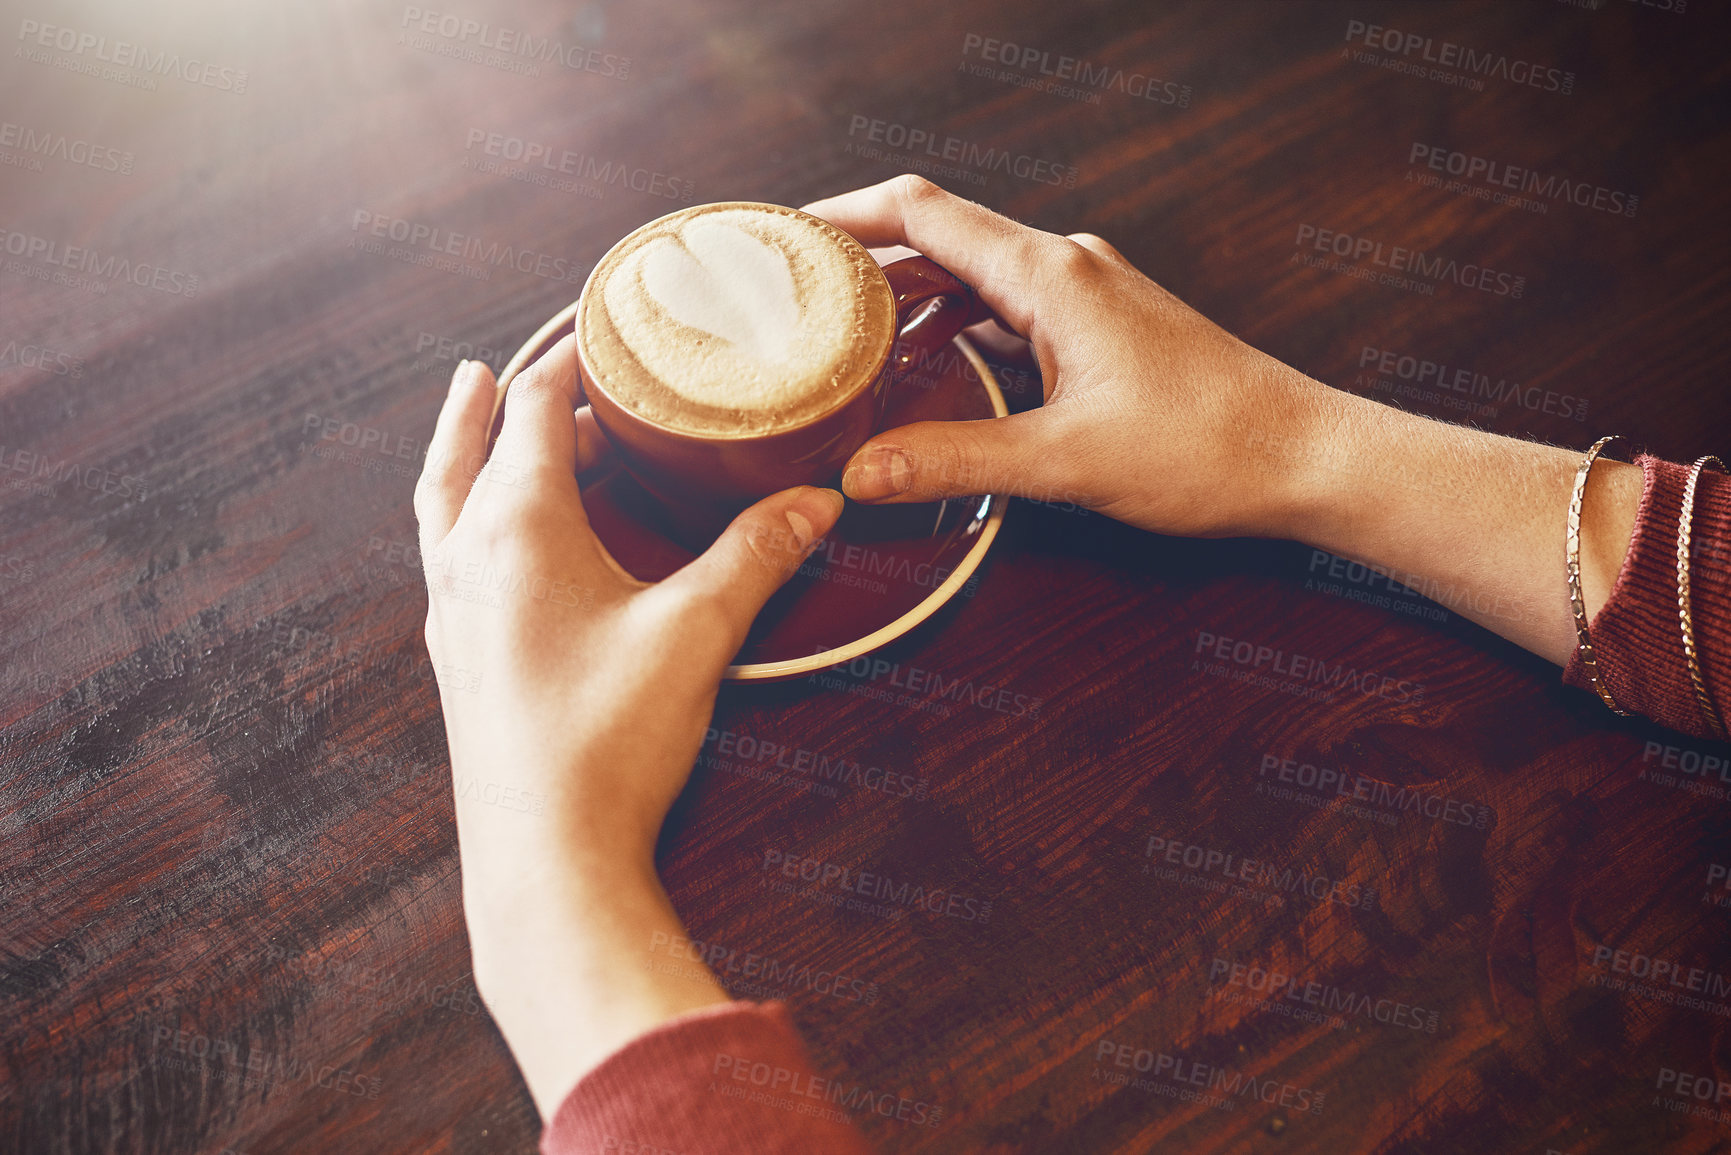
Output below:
[879,256,995,382]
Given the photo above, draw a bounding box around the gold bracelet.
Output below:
[1567,435,1632,716]
[1677,455,1726,738]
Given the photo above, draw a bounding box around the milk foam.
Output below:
[586,205,892,435]
[638,218,801,366]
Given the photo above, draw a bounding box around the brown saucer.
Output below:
[494,302,1008,681]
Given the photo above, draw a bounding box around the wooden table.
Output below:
[5,1,1730,1151]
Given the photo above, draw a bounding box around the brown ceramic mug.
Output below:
[564,201,991,529]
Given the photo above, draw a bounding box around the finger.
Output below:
[574,405,619,477]
[488,332,581,498]
[840,410,1065,504]
[661,486,846,658]
[803,175,1059,338]
[414,358,497,556]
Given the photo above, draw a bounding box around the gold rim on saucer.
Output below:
[492,299,1009,682]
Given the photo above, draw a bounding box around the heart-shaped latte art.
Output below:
[598,207,868,419]
[638,218,803,364]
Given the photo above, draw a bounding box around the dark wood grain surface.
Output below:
[4,1,1731,1152]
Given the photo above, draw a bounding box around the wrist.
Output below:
[460,805,660,935]
[448,736,665,860]
[463,850,729,1119]
[1238,361,1376,543]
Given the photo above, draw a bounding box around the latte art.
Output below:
[582,203,895,436]
[637,217,801,366]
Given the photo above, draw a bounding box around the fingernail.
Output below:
[842,446,912,500]
[785,508,815,551]
[784,487,846,550]
[450,359,471,393]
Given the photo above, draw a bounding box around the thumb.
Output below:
[664,486,846,651]
[840,410,1056,503]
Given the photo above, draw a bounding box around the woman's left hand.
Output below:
[413,337,843,1116]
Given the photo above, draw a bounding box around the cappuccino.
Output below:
[580,203,895,437]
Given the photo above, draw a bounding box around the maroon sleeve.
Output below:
[1563,453,1731,738]
[539,1000,877,1155]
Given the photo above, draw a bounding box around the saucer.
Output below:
[492,302,1008,681]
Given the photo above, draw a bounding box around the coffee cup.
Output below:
[556,201,990,530]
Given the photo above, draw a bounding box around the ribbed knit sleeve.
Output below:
[1563,453,1731,738]
[539,1000,876,1155]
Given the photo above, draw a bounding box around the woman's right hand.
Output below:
[806,174,1650,671]
[804,174,1335,540]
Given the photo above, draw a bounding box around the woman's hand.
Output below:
[413,339,843,1117]
[806,175,1331,539]
[806,175,1641,664]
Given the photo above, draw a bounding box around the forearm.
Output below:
[459,809,728,1120]
[1266,374,1641,665]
